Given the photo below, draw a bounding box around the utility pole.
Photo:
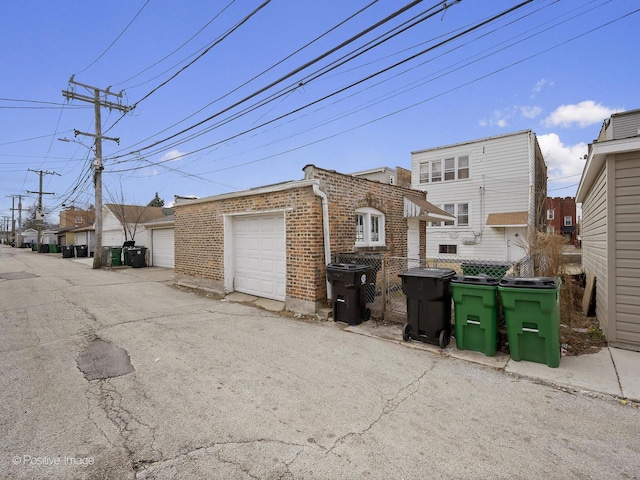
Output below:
[6,194,25,247]
[62,76,131,269]
[27,170,59,252]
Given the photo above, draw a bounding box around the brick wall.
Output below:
[546,196,578,245]
[175,165,427,312]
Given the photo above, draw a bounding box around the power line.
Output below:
[107,0,454,161]
[112,3,637,178]
[112,0,238,89]
[75,0,151,75]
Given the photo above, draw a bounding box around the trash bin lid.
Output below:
[398,267,456,279]
[327,262,370,272]
[499,277,560,289]
[451,275,499,286]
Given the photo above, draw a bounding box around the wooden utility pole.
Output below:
[27,170,58,251]
[6,194,25,246]
[62,77,131,269]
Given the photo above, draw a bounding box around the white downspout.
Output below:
[313,183,332,300]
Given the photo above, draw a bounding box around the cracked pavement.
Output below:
[1,246,639,479]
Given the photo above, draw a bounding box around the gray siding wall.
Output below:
[612,111,640,140]
[581,164,609,333]
[614,152,640,346]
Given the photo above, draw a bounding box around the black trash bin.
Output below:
[335,253,382,304]
[75,245,88,257]
[62,245,75,258]
[38,244,50,253]
[398,267,456,347]
[326,263,371,325]
[130,247,148,268]
[122,241,135,266]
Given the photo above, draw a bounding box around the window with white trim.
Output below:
[431,203,469,227]
[548,225,555,234]
[547,209,555,220]
[418,156,470,183]
[564,216,572,226]
[355,207,385,247]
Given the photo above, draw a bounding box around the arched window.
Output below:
[355,207,385,247]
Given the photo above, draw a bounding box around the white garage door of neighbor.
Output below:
[233,214,286,301]
[151,228,175,268]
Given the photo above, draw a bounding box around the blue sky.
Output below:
[1,0,638,225]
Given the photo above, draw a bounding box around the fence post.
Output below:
[381,257,387,322]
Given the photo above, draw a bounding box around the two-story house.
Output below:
[546,196,578,246]
[411,130,547,262]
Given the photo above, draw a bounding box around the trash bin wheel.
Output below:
[438,330,450,348]
[402,324,411,342]
[364,308,371,321]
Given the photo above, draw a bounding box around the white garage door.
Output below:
[233,214,286,301]
[151,228,174,268]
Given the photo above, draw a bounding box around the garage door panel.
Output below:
[151,229,174,268]
[233,214,286,301]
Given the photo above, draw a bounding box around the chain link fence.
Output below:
[385,256,533,320]
[331,253,534,322]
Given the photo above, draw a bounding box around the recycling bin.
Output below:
[130,247,148,268]
[461,261,511,278]
[75,245,88,257]
[398,267,455,347]
[31,243,38,251]
[326,263,371,325]
[111,247,123,266]
[451,275,500,356]
[49,244,59,254]
[62,245,75,258]
[499,277,561,368]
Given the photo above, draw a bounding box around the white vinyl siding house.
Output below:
[577,108,640,350]
[411,130,546,261]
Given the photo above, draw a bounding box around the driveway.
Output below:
[1,246,639,479]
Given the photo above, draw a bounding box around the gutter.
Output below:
[312,183,332,300]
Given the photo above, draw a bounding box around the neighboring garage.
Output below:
[232,213,286,301]
[143,215,175,268]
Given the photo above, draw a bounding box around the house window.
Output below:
[419,156,470,183]
[431,160,442,182]
[355,207,385,247]
[419,163,429,183]
[439,244,457,254]
[547,209,554,220]
[444,158,455,181]
[458,203,469,226]
[548,225,555,235]
[458,155,469,179]
[564,216,572,226]
[432,203,469,227]
[444,204,455,226]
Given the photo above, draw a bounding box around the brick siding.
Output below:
[175,165,427,312]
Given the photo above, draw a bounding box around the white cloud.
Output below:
[537,133,588,183]
[532,78,553,94]
[160,149,186,162]
[520,105,542,119]
[543,101,620,128]
[480,105,542,127]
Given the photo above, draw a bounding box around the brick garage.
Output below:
[174,165,430,314]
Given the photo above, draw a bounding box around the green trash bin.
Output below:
[111,247,122,266]
[451,275,500,356]
[498,277,562,368]
[49,244,59,253]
